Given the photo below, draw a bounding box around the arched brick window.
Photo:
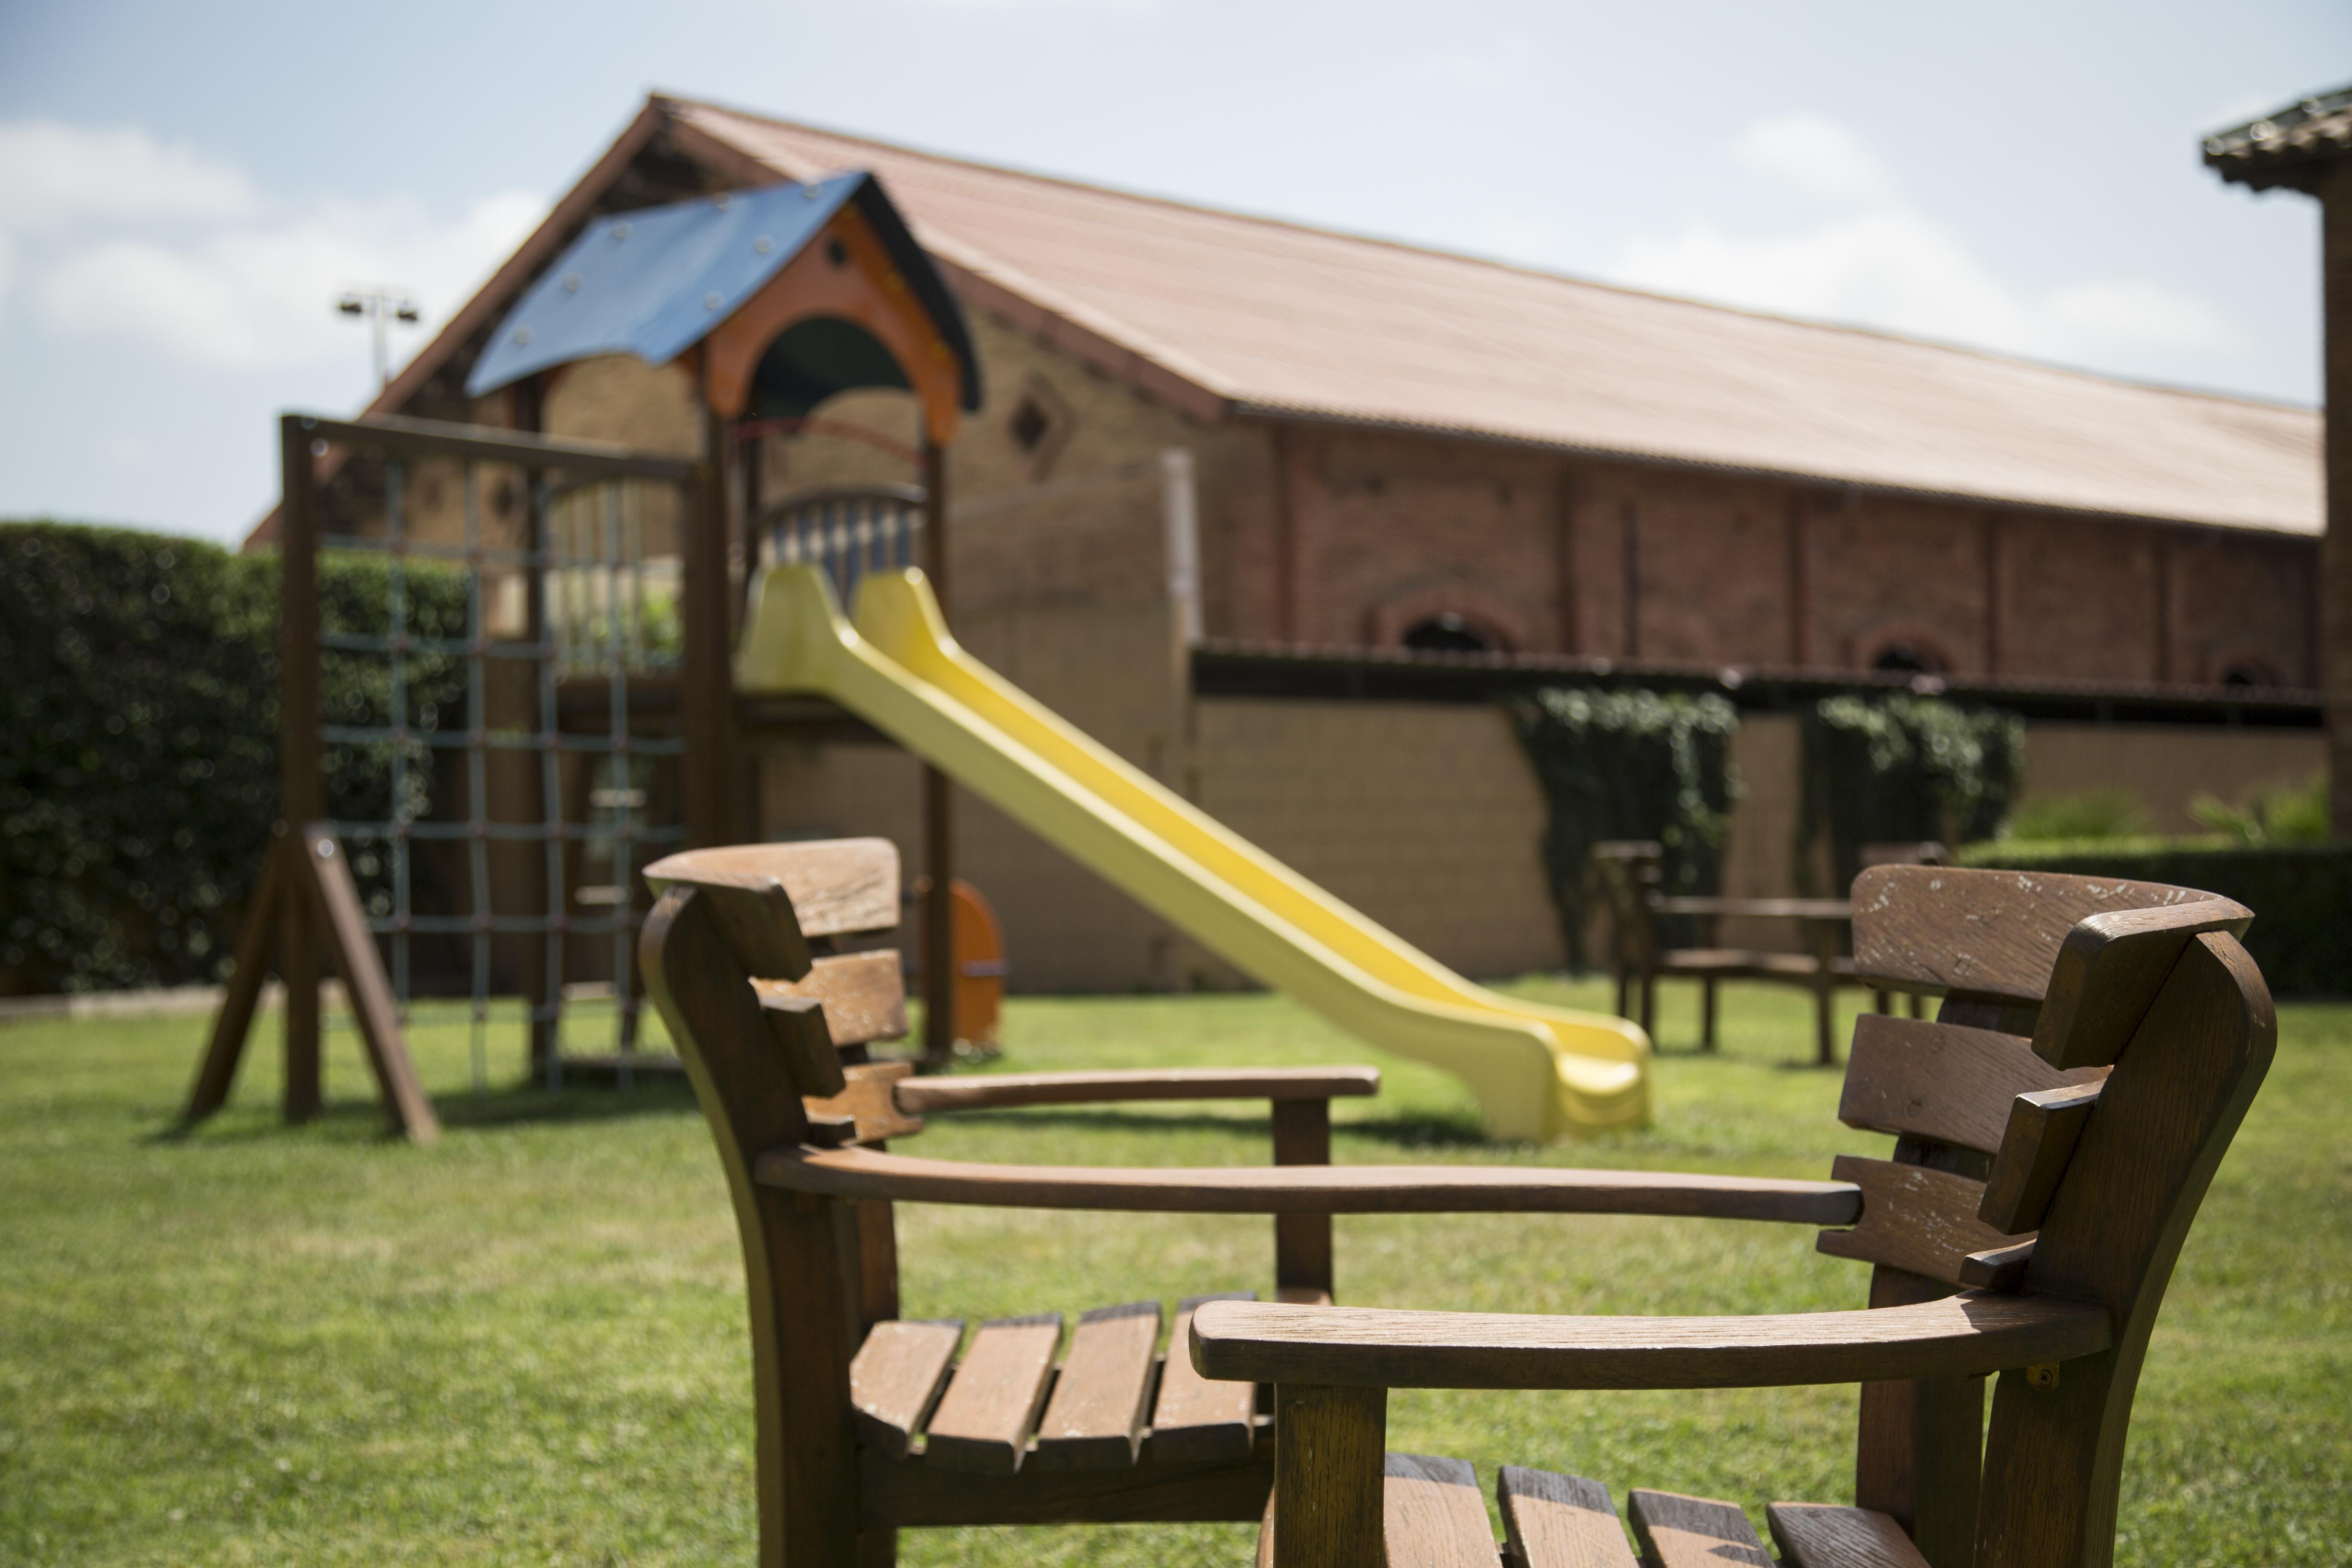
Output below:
[1401,613,1493,653]
[1366,584,1526,654]
[1857,625,1956,677]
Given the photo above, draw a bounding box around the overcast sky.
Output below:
[1,0,2343,545]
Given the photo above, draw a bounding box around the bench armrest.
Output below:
[893,1067,1380,1113]
[1187,1294,2111,1390]
[754,1145,1862,1224]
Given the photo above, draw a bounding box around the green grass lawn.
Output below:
[3,977,2346,1566]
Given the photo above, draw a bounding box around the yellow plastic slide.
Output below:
[735,564,1650,1139]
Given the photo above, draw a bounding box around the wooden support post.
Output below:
[1271,1383,1386,1568]
[514,377,560,1075]
[1855,1264,1983,1568]
[185,829,291,1123]
[921,431,956,1067]
[299,825,441,1143]
[1808,917,1840,1067]
[684,398,742,848]
[1272,1100,1334,1303]
[2322,160,2352,836]
[278,414,325,1121]
[184,823,439,1143]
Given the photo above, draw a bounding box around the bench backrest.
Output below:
[1827,865,2267,1566]
[642,838,924,1147]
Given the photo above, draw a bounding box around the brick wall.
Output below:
[1231,424,2319,687]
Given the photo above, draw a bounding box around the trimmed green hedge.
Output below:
[2,521,465,995]
[1508,687,1740,967]
[1956,837,2352,995]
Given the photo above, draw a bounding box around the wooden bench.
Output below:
[1192,864,2270,1568]
[638,837,1879,1566]
[1593,840,1895,1062]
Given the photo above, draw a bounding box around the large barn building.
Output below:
[253,94,2326,990]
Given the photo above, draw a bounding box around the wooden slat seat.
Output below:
[1382,1454,1499,1568]
[922,1312,1063,1473]
[1628,1488,1772,1568]
[1655,948,1825,980]
[1034,1300,1162,1469]
[1769,1502,1934,1568]
[1151,1293,1261,1461]
[848,1318,962,1460]
[1359,1457,1938,1568]
[850,1293,1273,1483]
[1498,1466,1637,1568]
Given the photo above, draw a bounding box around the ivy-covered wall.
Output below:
[1507,688,1740,967]
[1797,694,2024,893]
[1,522,465,995]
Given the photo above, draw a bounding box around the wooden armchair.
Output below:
[1193,866,2272,1568]
[638,837,1871,1567]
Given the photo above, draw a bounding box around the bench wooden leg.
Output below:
[1700,979,1718,1052]
[1272,1384,1386,1568]
[1273,1101,1335,1303]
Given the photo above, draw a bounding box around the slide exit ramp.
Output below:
[735,564,1650,1140]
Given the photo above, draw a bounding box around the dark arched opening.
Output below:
[1402,613,1494,654]
[1871,643,1945,676]
[750,316,911,420]
[2219,660,2278,689]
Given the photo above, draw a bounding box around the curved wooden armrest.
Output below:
[754,1145,1862,1223]
[893,1066,1381,1113]
[1186,1294,2112,1390]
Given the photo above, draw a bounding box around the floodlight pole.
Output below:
[336,286,421,389]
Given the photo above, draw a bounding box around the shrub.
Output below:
[1998,787,2155,843]
[2189,773,2328,846]
[1955,836,2351,995]
[1,521,466,994]
[1508,688,1740,968]
[1797,695,2023,893]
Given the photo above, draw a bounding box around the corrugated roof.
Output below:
[2205,84,2352,194]
[671,98,2321,538]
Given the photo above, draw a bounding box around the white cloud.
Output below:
[38,191,543,370]
[0,120,260,232]
[2,119,543,371]
[1611,114,2239,371]
[1729,112,1891,202]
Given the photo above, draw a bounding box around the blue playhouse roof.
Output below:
[466,171,979,410]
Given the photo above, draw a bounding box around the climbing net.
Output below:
[293,416,695,1090]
